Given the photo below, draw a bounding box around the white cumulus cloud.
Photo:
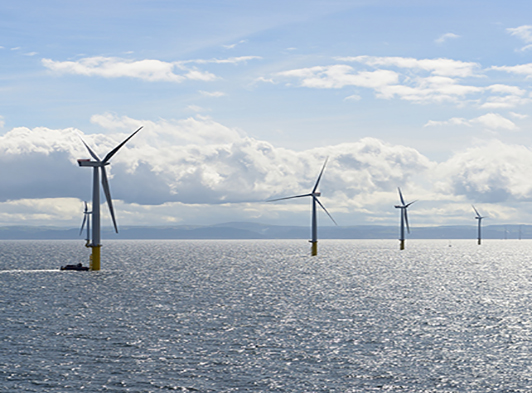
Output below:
[436,140,532,202]
[2,114,532,226]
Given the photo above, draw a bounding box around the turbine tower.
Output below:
[268,158,337,256]
[472,205,485,245]
[79,201,91,247]
[395,187,415,250]
[77,126,143,270]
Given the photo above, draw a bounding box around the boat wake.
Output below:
[0,269,60,274]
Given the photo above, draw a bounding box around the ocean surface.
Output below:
[1,239,532,392]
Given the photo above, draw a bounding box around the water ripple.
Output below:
[1,239,532,391]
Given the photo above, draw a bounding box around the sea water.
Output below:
[1,239,532,392]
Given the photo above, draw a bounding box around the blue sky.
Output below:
[2,0,532,229]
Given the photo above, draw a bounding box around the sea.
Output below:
[1,239,532,392]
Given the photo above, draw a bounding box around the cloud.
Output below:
[507,25,532,42]
[0,198,82,225]
[200,90,226,97]
[278,65,399,89]
[185,105,207,112]
[222,40,248,49]
[277,55,532,108]
[424,117,471,127]
[376,75,483,103]
[0,115,431,212]
[42,55,262,83]
[277,56,488,105]
[3,114,532,226]
[480,84,530,108]
[436,140,532,203]
[425,113,517,130]
[344,94,361,101]
[510,112,528,119]
[180,56,261,65]
[491,63,532,77]
[507,25,532,51]
[337,56,480,77]
[435,33,460,44]
[473,113,518,130]
[42,56,217,82]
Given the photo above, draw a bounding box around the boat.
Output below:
[60,263,89,271]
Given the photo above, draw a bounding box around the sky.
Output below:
[2,0,532,229]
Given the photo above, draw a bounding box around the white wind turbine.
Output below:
[268,158,337,256]
[77,126,143,270]
[79,201,91,247]
[472,205,485,245]
[395,187,415,250]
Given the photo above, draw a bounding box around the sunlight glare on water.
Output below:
[1,239,532,392]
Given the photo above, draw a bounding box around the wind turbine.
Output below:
[268,158,337,256]
[394,187,415,250]
[77,126,143,270]
[79,201,91,247]
[472,205,485,245]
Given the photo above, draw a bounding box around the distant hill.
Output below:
[0,223,528,240]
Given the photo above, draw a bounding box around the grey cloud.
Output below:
[0,150,89,201]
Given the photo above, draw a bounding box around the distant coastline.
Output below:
[0,222,528,240]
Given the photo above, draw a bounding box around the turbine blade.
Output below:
[472,205,481,218]
[267,193,312,202]
[398,187,405,206]
[312,157,329,193]
[405,200,417,208]
[314,196,338,226]
[404,208,410,234]
[103,126,143,163]
[101,166,119,233]
[80,137,101,162]
[79,213,87,236]
[87,212,91,242]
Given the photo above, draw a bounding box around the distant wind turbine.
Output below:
[472,205,485,245]
[395,188,415,250]
[77,126,143,270]
[268,158,337,256]
[79,201,91,247]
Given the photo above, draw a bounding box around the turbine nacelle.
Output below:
[472,205,485,220]
[77,159,107,167]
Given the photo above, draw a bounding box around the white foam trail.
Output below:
[0,269,60,274]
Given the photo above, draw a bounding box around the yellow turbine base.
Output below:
[311,241,318,256]
[400,240,405,250]
[90,246,101,271]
